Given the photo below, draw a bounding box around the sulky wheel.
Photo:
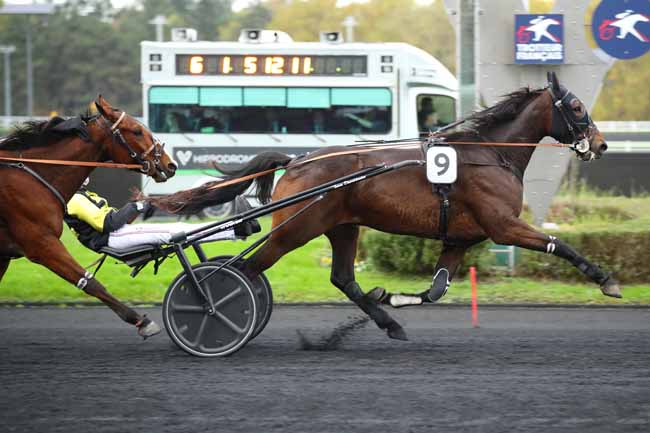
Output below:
[162,263,258,357]
[209,255,273,340]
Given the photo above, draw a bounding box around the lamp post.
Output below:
[0,45,16,128]
[0,3,55,117]
[149,15,167,42]
[342,16,357,42]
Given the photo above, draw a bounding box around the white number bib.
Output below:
[426,146,458,184]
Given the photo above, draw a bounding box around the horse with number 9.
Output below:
[152,73,619,341]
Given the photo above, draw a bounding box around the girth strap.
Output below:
[433,184,451,242]
[0,162,67,212]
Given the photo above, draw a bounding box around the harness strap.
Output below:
[110,111,126,131]
[433,185,451,242]
[0,162,68,212]
[0,156,142,169]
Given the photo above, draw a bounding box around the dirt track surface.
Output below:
[1,305,649,433]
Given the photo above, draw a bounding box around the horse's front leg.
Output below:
[487,217,621,298]
[22,235,161,338]
[368,244,469,308]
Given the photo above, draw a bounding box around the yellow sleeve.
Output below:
[67,193,113,232]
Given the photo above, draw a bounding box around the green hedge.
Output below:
[361,231,492,278]
[515,230,650,284]
[362,229,650,283]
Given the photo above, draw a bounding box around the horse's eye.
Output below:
[133,129,143,136]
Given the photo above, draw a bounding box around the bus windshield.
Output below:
[148,86,392,134]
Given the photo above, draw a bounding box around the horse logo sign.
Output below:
[514,14,564,64]
[592,0,650,59]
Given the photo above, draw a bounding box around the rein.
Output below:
[0,156,142,169]
[0,110,162,171]
[207,139,571,191]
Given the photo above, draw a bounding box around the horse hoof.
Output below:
[366,287,388,303]
[137,317,162,339]
[386,323,408,341]
[601,279,622,299]
[427,268,450,303]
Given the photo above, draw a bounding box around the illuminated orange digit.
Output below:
[222,56,232,74]
[272,57,284,74]
[291,57,300,74]
[189,56,204,74]
[264,57,273,74]
[244,56,258,74]
[264,57,284,74]
[303,57,312,74]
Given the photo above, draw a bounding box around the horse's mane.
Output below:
[0,110,95,151]
[441,87,545,140]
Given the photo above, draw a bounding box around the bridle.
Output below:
[547,84,596,158]
[95,110,167,177]
[0,109,169,212]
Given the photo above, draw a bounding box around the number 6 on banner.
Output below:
[426,147,458,184]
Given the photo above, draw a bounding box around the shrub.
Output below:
[363,229,650,284]
[362,230,492,278]
[515,230,650,284]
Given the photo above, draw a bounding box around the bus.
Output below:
[140,29,458,196]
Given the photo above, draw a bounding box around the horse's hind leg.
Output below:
[326,225,407,341]
[487,217,621,298]
[23,236,159,337]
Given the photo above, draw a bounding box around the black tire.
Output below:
[203,200,234,219]
[209,255,273,339]
[162,263,258,357]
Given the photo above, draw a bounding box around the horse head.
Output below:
[546,71,607,161]
[93,95,177,182]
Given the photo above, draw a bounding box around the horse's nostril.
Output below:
[600,143,608,153]
[168,162,178,172]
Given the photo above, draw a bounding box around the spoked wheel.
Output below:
[209,255,273,340]
[162,263,258,357]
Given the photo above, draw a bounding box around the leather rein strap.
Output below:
[207,139,571,191]
[0,156,142,169]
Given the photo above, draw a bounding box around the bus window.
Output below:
[417,94,456,134]
[148,86,392,134]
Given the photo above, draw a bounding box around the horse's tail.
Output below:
[150,151,291,215]
[214,151,292,204]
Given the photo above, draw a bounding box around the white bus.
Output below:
[140,29,458,195]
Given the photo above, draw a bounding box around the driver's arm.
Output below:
[67,192,147,234]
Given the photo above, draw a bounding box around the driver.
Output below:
[65,178,259,252]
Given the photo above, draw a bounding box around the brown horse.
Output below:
[0,96,177,337]
[153,73,618,340]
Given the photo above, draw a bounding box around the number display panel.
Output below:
[176,54,367,76]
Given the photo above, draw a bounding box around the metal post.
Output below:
[0,45,15,127]
[26,20,33,117]
[458,0,476,117]
[342,16,357,42]
[149,15,167,42]
[0,3,54,118]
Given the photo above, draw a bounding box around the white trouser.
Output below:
[107,222,236,250]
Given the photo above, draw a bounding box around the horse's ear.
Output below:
[550,72,561,93]
[94,95,110,117]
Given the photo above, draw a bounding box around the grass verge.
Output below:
[1,218,649,305]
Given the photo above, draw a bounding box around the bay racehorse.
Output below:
[0,96,177,338]
[152,73,619,340]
